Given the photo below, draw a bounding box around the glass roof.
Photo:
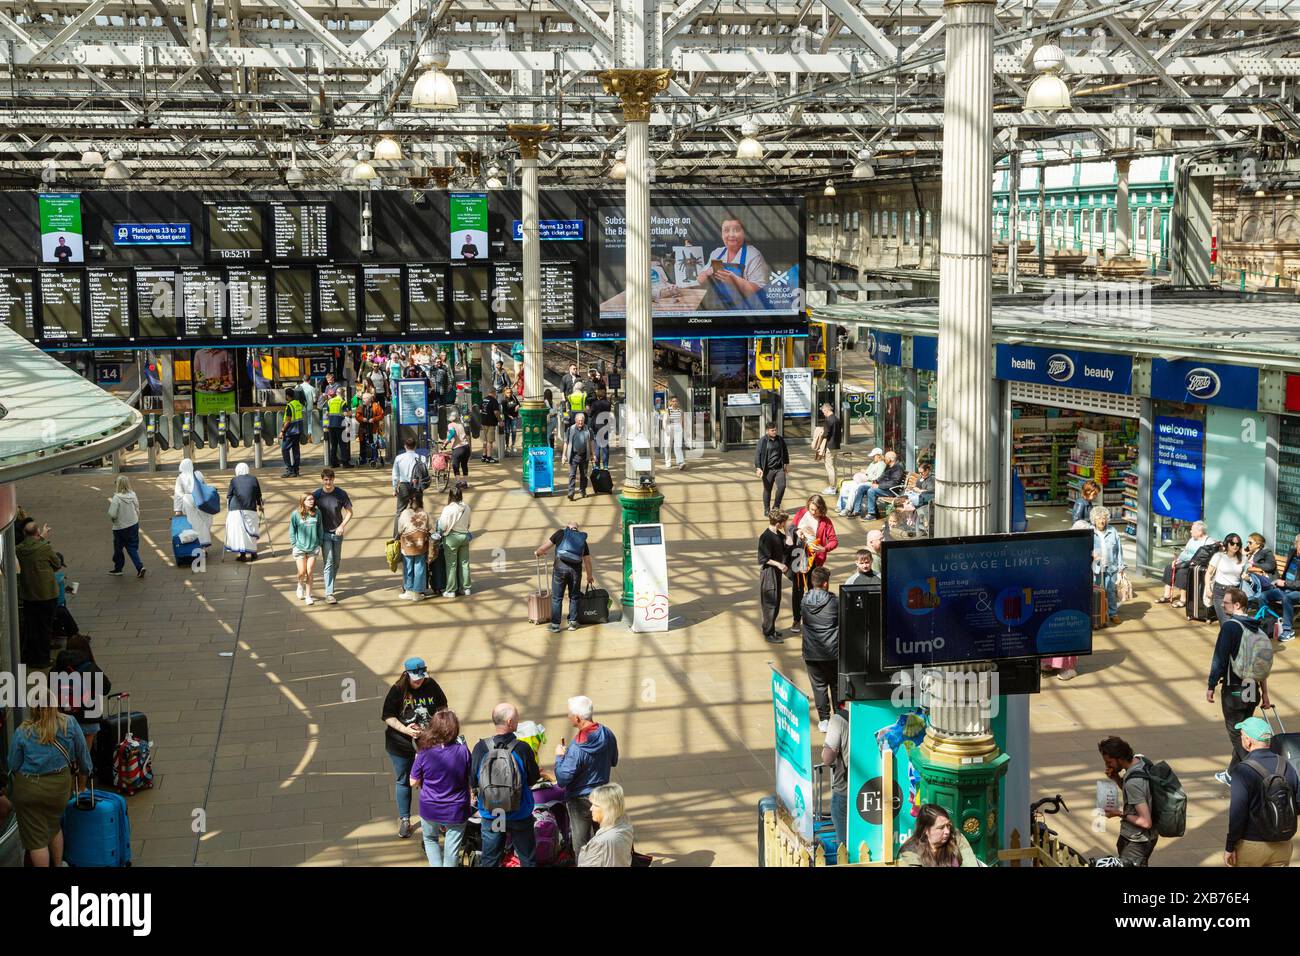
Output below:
[0,326,142,479]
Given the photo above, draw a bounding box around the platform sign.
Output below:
[771,667,814,841]
[396,377,429,427]
[112,223,192,246]
[511,219,584,241]
[783,367,813,417]
[630,522,669,633]
[1153,416,1204,521]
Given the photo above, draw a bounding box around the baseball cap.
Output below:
[1235,716,1273,742]
[404,657,428,679]
[870,447,884,457]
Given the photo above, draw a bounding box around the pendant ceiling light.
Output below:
[411,41,458,111]
[1025,44,1071,112]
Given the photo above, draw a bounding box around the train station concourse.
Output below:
[3,0,1300,936]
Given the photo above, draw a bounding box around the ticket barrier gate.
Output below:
[720,394,772,451]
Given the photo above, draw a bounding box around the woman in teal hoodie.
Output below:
[290,493,323,605]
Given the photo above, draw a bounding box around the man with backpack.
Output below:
[1098,736,1159,866]
[391,437,429,537]
[1207,587,1273,786]
[535,521,595,632]
[1225,716,1300,866]
[470,702,542,867]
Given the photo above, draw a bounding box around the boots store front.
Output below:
[813,294,1300,579]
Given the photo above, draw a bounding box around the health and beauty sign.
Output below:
[995,344,1133,395]
[1153,416,1205,521]
[511,219,584,241]
[112,223,192,246]
[913,334,938,373]
[449,193,488,261]
[881,530,1093,668]
[396,377,429,427]
[1150,358,1259,410]
[771,667,814,841]
[38,193,85,263]
[866,329,903,367]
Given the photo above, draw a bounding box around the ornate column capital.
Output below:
[598,69,673,123]
[506,123,551,160]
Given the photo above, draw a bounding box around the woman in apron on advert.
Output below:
[698,215,772,312]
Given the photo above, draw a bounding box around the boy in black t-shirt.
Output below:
[500,387,521,457]
[480,389,500,464]
[311,468,353,604]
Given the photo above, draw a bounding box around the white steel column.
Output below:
[507,124,550,484]
[930,0,995,744]
[1115,158,1132,258]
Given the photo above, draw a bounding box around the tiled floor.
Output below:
[14,441,1283,866]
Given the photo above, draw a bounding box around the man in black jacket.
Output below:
[754,421,790,513]
[1224,716,1300,867]
[801,566,839,732]
[1207,587,1272,786]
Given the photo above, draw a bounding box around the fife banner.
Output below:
[39,193,85,263]
[450,193,488,261]
[771,667,814,841]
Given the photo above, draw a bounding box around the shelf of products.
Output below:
[1066,427,1138,523]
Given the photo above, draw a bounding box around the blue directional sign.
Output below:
[511,219,585,241]
[1152,416,1204,521]
[111,223,192,246]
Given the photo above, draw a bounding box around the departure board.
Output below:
[488,262,577,333]
[227,267,270,338]
[271,202,330,259]
[87,269,132,340]
[317,265,357,335]
[181,267,225,338]
[406,265,447,334]
[38,268,84,341]
[0,268,36,340]
[135,269,179,339]
[207,202,263,260]
[449,265,491,334]
[363,266,402,335]
[273,268,314,336]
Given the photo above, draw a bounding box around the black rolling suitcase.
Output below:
[1186,566,1214,622]
[93,693,150,789]
[1266,706,1300,780]
[590,467,613,494]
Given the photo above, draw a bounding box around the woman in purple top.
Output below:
[410,709,472,867]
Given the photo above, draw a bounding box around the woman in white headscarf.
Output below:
[173,458,213,548]
[225,463,263,561]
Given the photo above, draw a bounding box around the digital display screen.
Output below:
[632,525,663,546]
[273,268,314,336]
[227,267,270,338]
[363,266,402,335]
[488,261,577,333]
[135,269,179,339]
[207,202,263,260]
[406,265,447,334]
[270,202,329,259]
[181,267,225,338]
[87,269,132,339]
[880,530,1094,668]
[37,268,84,341]
[449,265,491,334]
[316,265,357,335]
[0,268,36,339]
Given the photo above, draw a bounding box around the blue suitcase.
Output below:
[172,515,201,567]
[811,763,840,864]
[62,783,131,867]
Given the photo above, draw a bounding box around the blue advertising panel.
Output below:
[771,667,814,841]
[995,344,1133,395]
[881,531,1093,668]
[396,378,429,427]
[111,223,192,246]
[511,219,585,241]
[526,446,554,495]
[1152,416,1205,521]
[867,329,903,367]
[913,334,938,372]
[1150,359,1259,410]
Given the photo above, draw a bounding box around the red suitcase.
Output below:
[527,559,550,625]
[1092,586,1107,629]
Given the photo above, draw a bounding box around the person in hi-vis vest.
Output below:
[280,389,306,478]
[326,390,352,468]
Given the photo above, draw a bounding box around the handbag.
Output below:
[193,474,221,515]
[1116,571,1134,605]
[577,584,611,625]
[384,537,401,573]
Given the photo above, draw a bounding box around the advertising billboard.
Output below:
[771,667,814,841]
[450,193,488,261]
[594,198,803,329]
[39,193,85,263]
[881,530,1093,668]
